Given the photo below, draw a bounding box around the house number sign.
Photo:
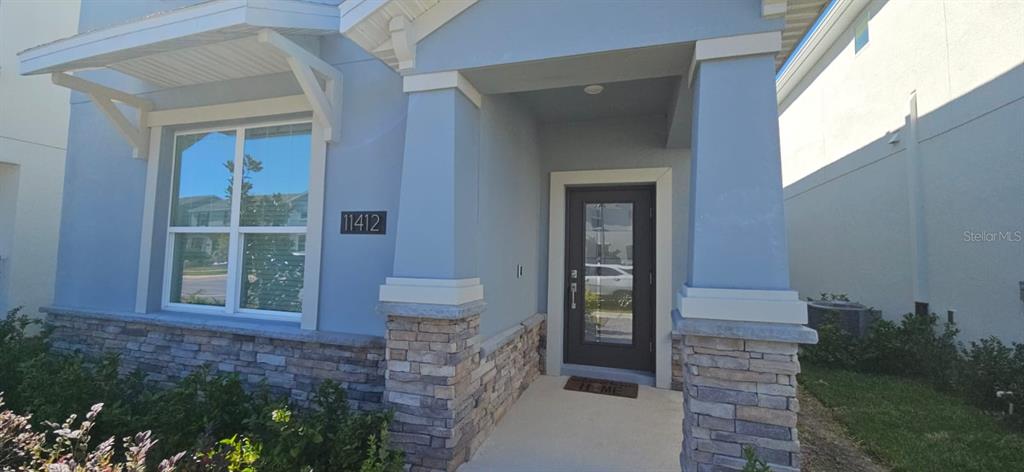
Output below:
[341,211,386,235]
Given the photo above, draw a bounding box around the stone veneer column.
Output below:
[677,318,817,472]
[382,71,487,472]
[381,302,484,472]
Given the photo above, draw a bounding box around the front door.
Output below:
[565,186,654,372]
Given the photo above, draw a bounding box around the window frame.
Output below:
[161,118,313,323]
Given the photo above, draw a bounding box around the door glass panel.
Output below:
[583,202,634,345]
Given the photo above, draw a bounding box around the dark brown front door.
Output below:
[565,185,654,372]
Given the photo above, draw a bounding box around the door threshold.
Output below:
[561,363,655,387]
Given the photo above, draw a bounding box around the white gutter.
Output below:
[776,0,870,110]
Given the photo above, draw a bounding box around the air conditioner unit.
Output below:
[806,300,880,338]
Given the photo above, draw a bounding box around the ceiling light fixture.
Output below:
[583,84,604,95]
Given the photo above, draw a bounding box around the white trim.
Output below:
[379,277,484,305]
[340,0,477,72]
[135,126,164,313]
[545,167,673,389]
[52,72,152,159]
[257,29,342,142]
[762,0,788,17]
[339,0,389,32]
[388,15,416,71]
[301,122,328,330]
[167,227,231,234]
[51,72,149,108]
[148,95,311,127]
[688,31,783,86]
[403,71,482,108]
[384,277,481,287]
[776,0,871,107]
[677,285,808,324]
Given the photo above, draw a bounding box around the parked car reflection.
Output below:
[584,263,633,296]
[583,263,634,345]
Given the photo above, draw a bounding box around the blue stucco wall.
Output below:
[391,89,480,280]
[688,54,790,290]
[477,94,543,338]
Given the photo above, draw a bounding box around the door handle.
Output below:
[570,282,578,309]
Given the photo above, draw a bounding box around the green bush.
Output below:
[0,307,404,471]
[958,338,1024,428]
[799,312,860,369]
[804,306,1023,430]
[859,312,960,386]
[741,446,772,472]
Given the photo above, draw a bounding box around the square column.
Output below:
[381,72,487,472]
[680,39,817,472]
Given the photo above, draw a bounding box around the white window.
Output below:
[164,121,312,321]
[854,18,870,53]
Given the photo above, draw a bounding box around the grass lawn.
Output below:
[800,364,1024,472]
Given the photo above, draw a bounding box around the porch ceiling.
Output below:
[514,76,678,124]
[464,43,693,95]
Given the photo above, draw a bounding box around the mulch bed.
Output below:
[799,388,889,472]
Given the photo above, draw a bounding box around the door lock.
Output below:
[570,282,578,309]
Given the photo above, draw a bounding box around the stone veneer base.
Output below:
[42,307,387,411]
[675,314,818,472]
[383,306,545,472]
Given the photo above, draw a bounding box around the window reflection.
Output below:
[171,132,235,227]
[240,123,312,227]
[169,233,229,306]
[583,203,634,345]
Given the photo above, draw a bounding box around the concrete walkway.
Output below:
[459,375,683,472]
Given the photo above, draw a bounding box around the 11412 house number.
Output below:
[341,211,386,234]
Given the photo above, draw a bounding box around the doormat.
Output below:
[563,376,638,399]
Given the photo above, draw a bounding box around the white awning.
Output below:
[18,0,343,157]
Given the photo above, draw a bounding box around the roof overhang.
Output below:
[339,0,477,72]
[19,0,339,85]
[17,0,344,157]
[770,0,831,70]
[776,0,870,108]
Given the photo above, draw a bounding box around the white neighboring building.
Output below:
[0,0,81,315]
[778,0,1024,343]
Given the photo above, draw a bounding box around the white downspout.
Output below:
[906,92,929,310]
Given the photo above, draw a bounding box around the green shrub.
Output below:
[0,308,404,471]
[958,338,1024,424]
[0,307,50,406]
[858,312,960,386]
[253,382,403,472]
[800,312,860,369]
[741,446,772,472]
